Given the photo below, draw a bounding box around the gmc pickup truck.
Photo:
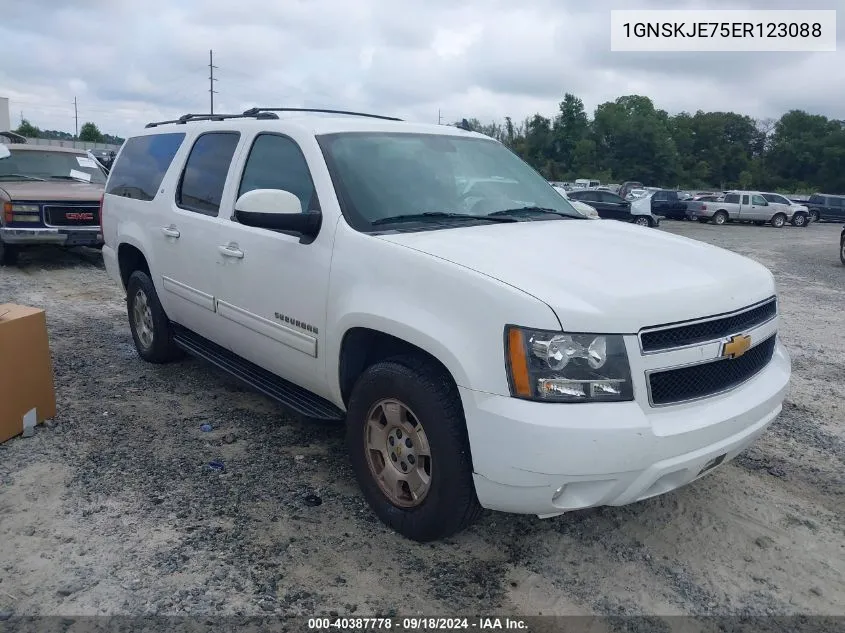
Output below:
[0,143,105,265]
[100,108,791,542]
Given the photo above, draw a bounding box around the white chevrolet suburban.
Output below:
[101,108,791,542]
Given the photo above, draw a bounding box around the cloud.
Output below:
[0,0,843,139]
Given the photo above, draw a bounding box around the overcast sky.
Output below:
[1,0,843,138]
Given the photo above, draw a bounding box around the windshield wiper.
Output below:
[372,211,517,226]
[0,174,47,181]
[49,175,92,182]
[488,206,581,219]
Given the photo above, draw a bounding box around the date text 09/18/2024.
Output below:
[307,617,529,631]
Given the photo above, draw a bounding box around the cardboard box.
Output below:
[0,304,57,443]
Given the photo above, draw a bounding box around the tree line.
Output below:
[454,93,845,194]
[14,119,124,145]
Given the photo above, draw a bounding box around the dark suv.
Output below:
[805,194,845,223]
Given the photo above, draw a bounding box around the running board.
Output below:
[171,324,345,421]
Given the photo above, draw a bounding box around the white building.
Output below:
[0,97,10,132]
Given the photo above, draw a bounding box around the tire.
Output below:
[346,356,483,542]
[713,211,729,225]
[840,239,845,266]
[809,210,820,223]
[0,242,19,266]
[126,270,183,363]
[791,213,808,228]
[634,216,651,227]
[770,213,786,228]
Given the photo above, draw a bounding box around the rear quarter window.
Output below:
[106,133,186,201]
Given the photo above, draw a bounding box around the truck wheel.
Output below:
[809,210,820,223]
[840,239,845,266]
[713,211,728,225]
[0,242,19,266]
[791,213,808,228]
[346,356,482,542]
[126,270,183,363]
[770,213,786,228]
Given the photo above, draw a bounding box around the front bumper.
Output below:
[462,340,790,516]
[0,226,103,247]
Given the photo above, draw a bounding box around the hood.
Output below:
[0,180,104,202]
[377,219,776,332]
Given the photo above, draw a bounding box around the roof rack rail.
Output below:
[242,107,402,121]
[145,111,280,128]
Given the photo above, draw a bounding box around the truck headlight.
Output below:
[11,204,40,213]
[505,326,634,402]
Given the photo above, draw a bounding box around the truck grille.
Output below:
[640,297,777,353]
[648,335,777,406]
[44,204,100,227]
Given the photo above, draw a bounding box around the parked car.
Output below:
[686,191,795,227]
[618,181,644,200]
[100,108,790,542]
[626,188,648,200]
[840,225,845,265]
[648,189,693,220]
[803,193,845,223]
[760,192,810,227]
[0,143,105,265]
[567,189,635,222]
[553,186,600,219]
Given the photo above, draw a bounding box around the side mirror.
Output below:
[0,144,10,159]
[234,189,321,238]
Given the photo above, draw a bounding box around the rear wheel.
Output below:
[346,356,482,542]
[126,270,183,363]
[791,213,808,228]
[770,213,787,228]
[634,216,651,227]
[713,211,729,225]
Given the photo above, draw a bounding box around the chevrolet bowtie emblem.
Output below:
[722,334,752,359]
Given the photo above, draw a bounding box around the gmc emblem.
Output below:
[66,212,94,221]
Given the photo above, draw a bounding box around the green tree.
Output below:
[15,119,40,138]
[552,93,590,172]
[78,122,104,143]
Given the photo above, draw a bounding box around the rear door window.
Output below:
[176,132,241,216]
[741,195,750,205]
[829,197,843,207]
[106,133,185,201]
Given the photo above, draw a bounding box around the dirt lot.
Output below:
[0,221,843,620]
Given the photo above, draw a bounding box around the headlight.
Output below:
[505,326,634,402]
[11,204,40,213]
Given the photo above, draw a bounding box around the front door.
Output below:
[213,132,335,398]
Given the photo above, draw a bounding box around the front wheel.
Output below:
[713,211,728,225]
[791,213,808,228]
[840,239,845,266]
[634,216,651,227]
[771,213,787,228]
[809,210,820,223]
[0,242,19,266]
[126,270,183,363]
[346,357,483,542]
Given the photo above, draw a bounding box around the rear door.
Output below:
[155,131,243,343]
[828,196,845,220]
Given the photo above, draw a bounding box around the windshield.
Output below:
[318,132,582,230]
[0,149,106,184]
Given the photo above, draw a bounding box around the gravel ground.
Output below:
[0,221,843,621]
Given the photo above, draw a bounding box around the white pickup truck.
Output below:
[100,109,791,541]
[687,190,800,227]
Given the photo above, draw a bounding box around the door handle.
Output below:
[218,245,244,259]
[160,226,180,238]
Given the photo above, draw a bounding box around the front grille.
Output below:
[640,298,777,352]
[44,204,100,226]
[648,335,777,406]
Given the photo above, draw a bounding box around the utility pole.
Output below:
[73,97,78,139]
[438,109,442,125]
[209,50,218,114]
